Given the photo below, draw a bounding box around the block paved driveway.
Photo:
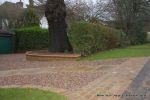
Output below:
[0,54,150,100]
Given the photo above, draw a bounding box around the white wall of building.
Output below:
[40,16,48,29]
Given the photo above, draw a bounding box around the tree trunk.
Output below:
[45,0,73,53]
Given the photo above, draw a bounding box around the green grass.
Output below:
[82,43,150,60]
[0,88,66,100]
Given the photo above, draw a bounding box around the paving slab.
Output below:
[120,59,150,100]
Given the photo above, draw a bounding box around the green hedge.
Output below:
[14,22,128,55]
[68,22,128,55]
[136,32,148,44]
[14,26,48,51]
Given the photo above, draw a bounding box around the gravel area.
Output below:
[0,54,127,91]
[0,72,103,91]
[0,54,127,71]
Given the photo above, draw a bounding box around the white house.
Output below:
[40,16,48,29]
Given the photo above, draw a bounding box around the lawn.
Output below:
[0,88,66,100]
[83,43,150,60]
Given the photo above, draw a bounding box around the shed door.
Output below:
[0,36,12,54]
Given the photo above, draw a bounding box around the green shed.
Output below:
[0,31,15,54]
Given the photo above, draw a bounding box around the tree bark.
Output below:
[45,0,73,53]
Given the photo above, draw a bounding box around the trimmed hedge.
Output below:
[14,26,48,51]
[14,22,128,55]
[68,22,128,55]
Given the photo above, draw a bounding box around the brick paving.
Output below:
[66,57,149,100]
[121,59,150,100]
[0,54,149,100]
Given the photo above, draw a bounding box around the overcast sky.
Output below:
[0,0,97,4]
[0,0,28,4]
[0,0,99,7]
[0,0,29,7]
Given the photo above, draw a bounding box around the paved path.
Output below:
[0,54,149,100]
[120,59,150,100]
[65,57,149,100]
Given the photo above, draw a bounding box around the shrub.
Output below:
[14,22,128,54]
[14,26,48,51]
[128,31,148,45]
[136,32,148,44]
[68,22,128,55]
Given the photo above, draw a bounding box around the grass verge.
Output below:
[0,88,66,100]
[82,43,150,60]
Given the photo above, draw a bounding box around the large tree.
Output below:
[45,0,73,53]
[106,0,150,44]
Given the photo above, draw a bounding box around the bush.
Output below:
[14,22,128,54]
[136,32,148,44]
[128,32,148,45]
[68,22,128,55]
[14,26,48,51]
